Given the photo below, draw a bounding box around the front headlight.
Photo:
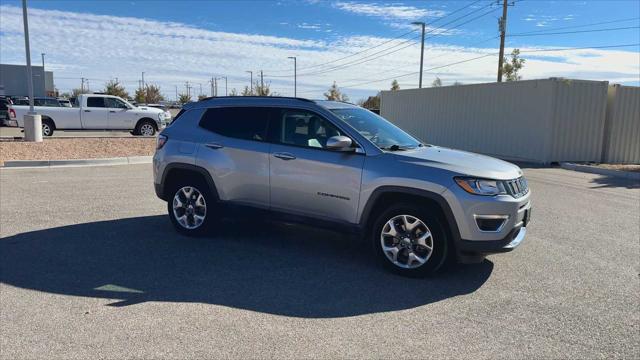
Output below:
[158,112,165,121]
[455,177,507,196]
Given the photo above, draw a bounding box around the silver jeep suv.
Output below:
[153,97,531,277]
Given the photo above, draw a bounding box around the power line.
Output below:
[264,0,488,74]
[267,3,499,78]
[509,26,640,37]
[512,16,640,36]
[336,43,639,89]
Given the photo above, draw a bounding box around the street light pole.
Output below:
[21,0,41,142]
[412,21,425,88]
[41,52,46,96]
[288,56,297,97]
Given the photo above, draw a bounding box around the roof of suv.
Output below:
[184,96,360,111]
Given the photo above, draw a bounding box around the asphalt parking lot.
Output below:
[1,164,638,359]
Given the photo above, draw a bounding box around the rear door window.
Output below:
[199,107,269,142]
[86,97,106,108]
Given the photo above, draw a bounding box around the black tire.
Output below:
[166,177,216,236]
[371,203,448,277]
[42,118,54,137]
[134,119,156,136]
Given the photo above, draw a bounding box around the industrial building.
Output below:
[0,63,55,97]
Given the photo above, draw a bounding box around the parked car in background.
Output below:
[57,98,72,107]
[10,97,29,106]
[7,94,171,136]
[153,97,531,277]
[34,97,62,107]
[0,97,15,126]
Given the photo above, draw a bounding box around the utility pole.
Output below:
[81,77,85,93]
[215,78,218,96]
[412,21,426,88]
[260,70,264,95]
[21,0,41,142]
[199,83,203,97]
[288,56,297,97]
[185,81,190,100]
[175,85,178,101]
[246,71,253,94]
[141,72,145,89]
[223,76,227,96]
[210,77,214,97]
[497,0,513,82]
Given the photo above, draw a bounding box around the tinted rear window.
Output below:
[86,97,106,108]
[199,107,269,142]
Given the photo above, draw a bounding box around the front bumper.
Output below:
[458,225,527,254]
[442,182,531,255]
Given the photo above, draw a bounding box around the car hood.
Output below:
[392,145,523,180]
[134,106,163,113]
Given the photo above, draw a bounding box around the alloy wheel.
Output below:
[140,123,155,136]
[172,186,207,229]
[380,214,433,269]
[42,124,51,136]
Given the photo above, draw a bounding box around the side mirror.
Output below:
[326,135,354,151]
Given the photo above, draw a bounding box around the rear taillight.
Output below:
[156,134,168,150]
[9,109,16,119]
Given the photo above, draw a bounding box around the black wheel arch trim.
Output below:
[158,163,219,202]
[359,185,461,244]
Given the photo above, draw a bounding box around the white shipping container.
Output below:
[380,78,611,164]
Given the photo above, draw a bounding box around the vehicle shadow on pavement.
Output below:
[0,215,493,318]
[589,174,640,189]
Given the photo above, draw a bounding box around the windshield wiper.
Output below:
[381,144,415,151]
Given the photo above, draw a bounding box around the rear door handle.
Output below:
[205,143,224,149]
[84,110,91,112]
[109,110,116,113]
[273,152,296,160]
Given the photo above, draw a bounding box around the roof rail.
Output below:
[196,96,314,103]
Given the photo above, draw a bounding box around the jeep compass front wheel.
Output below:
[372,204,448,277]
[168,181,214,236]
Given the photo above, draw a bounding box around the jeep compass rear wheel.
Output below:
[168,181,214,236]
[372,204,448,277]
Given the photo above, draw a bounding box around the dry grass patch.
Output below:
[0,138,155,165]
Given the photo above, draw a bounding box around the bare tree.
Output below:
[431,77,442,87]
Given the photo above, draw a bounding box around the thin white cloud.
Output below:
[0,5,636,101]
[333,1,444,21]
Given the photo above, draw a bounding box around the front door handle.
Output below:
[273,152,296,160]
[205,143,224,149]
[84,110,91,112]
[109,110,116,113]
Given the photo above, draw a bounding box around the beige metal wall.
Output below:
[602,85,640,164]
[380,78,611,164]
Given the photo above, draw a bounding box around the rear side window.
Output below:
[199,107,269,142]
[86,97,106,108]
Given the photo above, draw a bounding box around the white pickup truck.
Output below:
[7,94,171,136]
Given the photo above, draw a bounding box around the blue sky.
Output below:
[1,0,638,100]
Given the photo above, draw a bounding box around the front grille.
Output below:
[504,177,529,198]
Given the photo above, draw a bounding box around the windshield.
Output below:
[330,107,422,150]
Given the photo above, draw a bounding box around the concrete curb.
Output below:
[560,162,640,181]
[2,156,153,169]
